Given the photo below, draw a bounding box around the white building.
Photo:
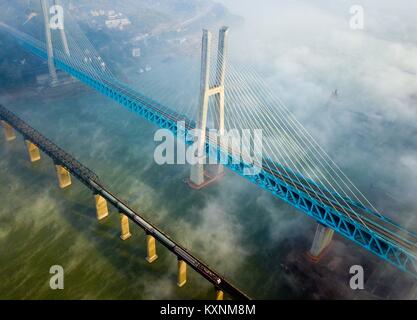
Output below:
[132,34,149,42]
[105,18,131,30]
[132,48,141,57]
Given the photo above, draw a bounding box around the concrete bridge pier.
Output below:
[145,234,158,263]
[177,258,187,287]
[25,140,41,162]
[55,164,72,189]
[190,160,206,187]
[215,288,224,300]
[1,120,16,141]
[119,213,131,240]
[94,194,109,220]
[308,224,334,262]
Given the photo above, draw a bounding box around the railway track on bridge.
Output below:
[0,104,250,300]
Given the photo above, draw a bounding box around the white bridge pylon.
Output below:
[189,27,229,189]
[40,0,71,86]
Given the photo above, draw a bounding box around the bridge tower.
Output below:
[189,27,229,189]
[40,0,58,86]
[40,0,71,86]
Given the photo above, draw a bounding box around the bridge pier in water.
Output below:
[145,234,158,263]
[55,164,72,189]
[1,120,16,141]
[25,140,41,162]
[177,259,187,287]
[95,194,109,220]
[308,224,334,262]
[188,27,229,189]
[215,289,224,300]
[119,213,131,240]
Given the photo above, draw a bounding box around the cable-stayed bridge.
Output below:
[1,0,417,285]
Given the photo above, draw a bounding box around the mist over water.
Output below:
[1,0,417,299]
